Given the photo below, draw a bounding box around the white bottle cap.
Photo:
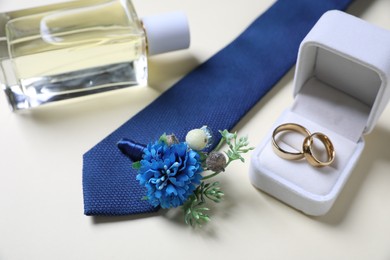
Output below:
[141,12,190,56]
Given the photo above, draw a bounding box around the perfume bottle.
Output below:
[0,0,190,111]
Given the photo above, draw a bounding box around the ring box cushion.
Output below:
[249,10,390,216]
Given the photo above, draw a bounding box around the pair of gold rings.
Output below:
[272,123,335,167]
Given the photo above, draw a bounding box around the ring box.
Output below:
[249,10,390,216]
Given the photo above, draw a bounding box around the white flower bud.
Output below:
[186,129,208,150]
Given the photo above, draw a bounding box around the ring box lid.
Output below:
[293,10,390,139]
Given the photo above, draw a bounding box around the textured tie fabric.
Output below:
[83,0,353,216]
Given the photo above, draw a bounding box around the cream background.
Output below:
[0,0,389,259]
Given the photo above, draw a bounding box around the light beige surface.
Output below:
[1,0,390,259]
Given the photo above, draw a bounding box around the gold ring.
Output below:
[302,132,335,167]
[272,123,311,160]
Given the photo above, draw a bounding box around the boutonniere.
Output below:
[118,126,253,227]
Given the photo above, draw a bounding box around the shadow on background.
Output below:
[92,210,163,224]
[315,125,390,225]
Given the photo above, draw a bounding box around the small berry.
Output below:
[206,152,227,172]
[165,134,179,146]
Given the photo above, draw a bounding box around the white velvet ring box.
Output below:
[249,10,390,216]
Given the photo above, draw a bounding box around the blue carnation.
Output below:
[136,141,203,208]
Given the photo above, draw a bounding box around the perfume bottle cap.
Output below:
[141,12,190,56]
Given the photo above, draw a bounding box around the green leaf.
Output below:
[219,129,236,145]
[197,151,208,163]
[159,133,168,144]
[132,161,141,170]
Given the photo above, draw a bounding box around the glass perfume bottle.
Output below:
[0,0,190,111]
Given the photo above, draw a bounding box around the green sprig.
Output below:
[184,130,254,227]
[220,130,253,164]
[202,130,254,180]
[183,181,224,227]
[183,195,210,226]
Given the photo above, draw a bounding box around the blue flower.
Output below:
[136,141,203,208]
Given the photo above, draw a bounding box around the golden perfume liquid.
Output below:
[0,0,189,110]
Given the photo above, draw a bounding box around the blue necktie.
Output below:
[83,0,353,216]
